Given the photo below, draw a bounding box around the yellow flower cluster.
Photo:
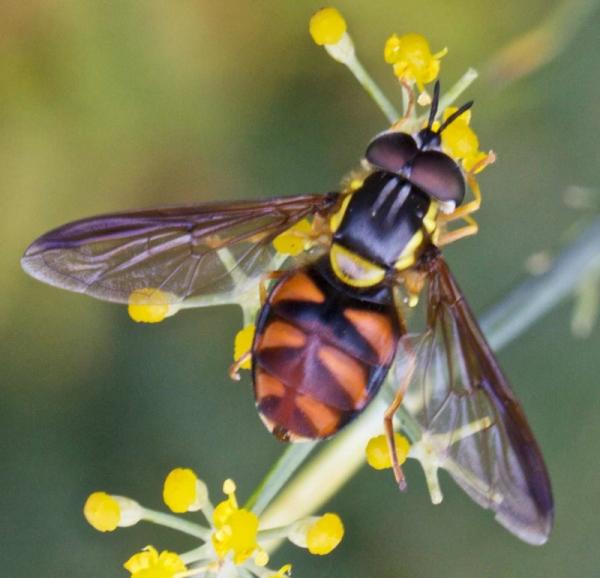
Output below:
[84,468,345,578]
[436,107,490,173]
[384,33,447,91]
[212,479,265,565]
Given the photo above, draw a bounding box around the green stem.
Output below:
[244,561,271,578]
[258,525,293,541]
[259,399,388,538]
[345,52,400,124]
[481,216,600,349]
[244,442,317,515]
[571,269,600,338]
[181,290,255,311]
[216,247,248,287]
[179,544,214,565]
[141,507,211,540]
[434,68,478,120]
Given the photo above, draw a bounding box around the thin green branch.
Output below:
[481,216,600,349]
[141,507,211,540]
[259,399,386,537]
[344,52,400,123]
[258,525,293,542]
[245,442,317,516]
[571,269,600,338]
[434,68,478,120]
[179,544,214,565]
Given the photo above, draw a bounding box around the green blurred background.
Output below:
[2,1,600,576]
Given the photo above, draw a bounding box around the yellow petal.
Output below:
[163,468,207,513]
[83,491,120,532]
[365,433,410,470]
[212,508,260,564]
[269,563,293,578]
[309,7,347,46]
[306,513,344,555]
[386,33,445,88]
[272,219,313,256]
[124,546,159,573]
[128,288,179,323]
[233,324,255,369]
[124,546,186,578]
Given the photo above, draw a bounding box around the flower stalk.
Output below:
[141,507,211,540]
[342,51,400,123]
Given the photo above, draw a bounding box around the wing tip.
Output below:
[496,508,554,546]
[21,235,60,277]
[21,244,44,280]
[21,247,90,295]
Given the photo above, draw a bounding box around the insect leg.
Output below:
[229,271,288,381]
[229,351,252,381]
[437,214,479,246]
[439,174,482,224]
[390,78,416,130]
[259,270,286,305]
[436,166,495,247]
[383,334,417,491]
[468,150,496,175]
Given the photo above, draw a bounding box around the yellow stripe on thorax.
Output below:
[330,243,386,288]
[422,200,439,235]
[329,193,352,233]
[394,201,439,271]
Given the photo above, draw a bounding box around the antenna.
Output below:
[437,100,474,133]
[427,81,441,128]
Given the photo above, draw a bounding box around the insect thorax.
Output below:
[329,171,438,288]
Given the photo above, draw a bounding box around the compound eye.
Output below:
[365,131,418,173]
[410,150,466,205]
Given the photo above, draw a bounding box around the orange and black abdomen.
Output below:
[252,259,401,441]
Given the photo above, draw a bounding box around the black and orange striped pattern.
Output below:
[252,258,401,441]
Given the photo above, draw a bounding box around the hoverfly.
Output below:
[21,82,553,545]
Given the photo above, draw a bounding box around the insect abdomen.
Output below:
[252,262,400,441]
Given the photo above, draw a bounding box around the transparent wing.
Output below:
[400,255,553,545]
[22,193,340,306]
